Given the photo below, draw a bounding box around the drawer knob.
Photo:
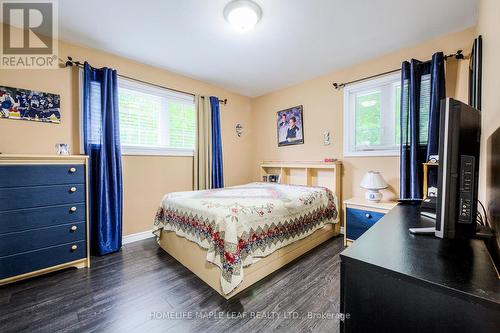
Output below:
[69,167,77,173]
[70,225,78,232]
[70,187,77,193]
[365,213,372,219]
[70,206,77,212]
[71,245,78,251]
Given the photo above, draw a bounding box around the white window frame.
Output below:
[343,72,401,157]
[117,78,195,157]
[79,69,196,157]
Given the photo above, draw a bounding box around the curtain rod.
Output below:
[62,57,228,105]
[332,50,465,90]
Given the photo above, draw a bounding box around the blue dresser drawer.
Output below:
[0,157,88,284]
[0,240,86,279]
[0,184,85,211]
[0,203,85,233]
[0,164,84,188]
[0,222,86,257]
[346,208,385,241]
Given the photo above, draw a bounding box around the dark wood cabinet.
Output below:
[340,204,500,333]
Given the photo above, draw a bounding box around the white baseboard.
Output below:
[123,230,155,245]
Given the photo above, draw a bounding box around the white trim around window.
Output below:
[343,72,401,157]
[79,69,196,158]
[121,145,194,157]
[118,77,196,157]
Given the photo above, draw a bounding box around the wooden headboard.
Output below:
[260,161,342,202]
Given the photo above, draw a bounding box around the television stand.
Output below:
[408,226,435,234]
[340,204,500,333]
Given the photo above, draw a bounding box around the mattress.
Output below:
[153,182,339,294]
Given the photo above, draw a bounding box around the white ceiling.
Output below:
[56,0,477,97]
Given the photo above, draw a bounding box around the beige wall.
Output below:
[250,28,475,202]
[0,24,477,236]
[0,34,254,235]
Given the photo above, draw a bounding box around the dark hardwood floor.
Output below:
[0,236,345,333]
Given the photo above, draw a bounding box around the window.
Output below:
[117,78,196,156]
[81,73,196,156]
[343,72,430,157]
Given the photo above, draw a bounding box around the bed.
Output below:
[154,162,342,299]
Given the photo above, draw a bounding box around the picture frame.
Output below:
[0,86,61,124]
[268,174,281,183]
[55,143,70,155]
[277,105,304,147]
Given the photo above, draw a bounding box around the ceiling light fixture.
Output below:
[223,0,262,32]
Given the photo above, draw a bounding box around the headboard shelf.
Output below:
[260,161,341,169]
[260,161,342,208]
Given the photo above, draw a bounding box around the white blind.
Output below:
[397,74,431,147]
[419,74,431,145]
[80,74,196,155]
[119,86,163,147]
[167,101,196,149]
[88,81,102,145]
[117,78,196,155]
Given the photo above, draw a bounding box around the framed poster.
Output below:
[277,105,304,146]
[0,86,61,123]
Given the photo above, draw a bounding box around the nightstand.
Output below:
[343,198,397,246]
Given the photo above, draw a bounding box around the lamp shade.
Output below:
[360,171,388,190]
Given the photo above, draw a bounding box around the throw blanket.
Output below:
[153,183,338,294]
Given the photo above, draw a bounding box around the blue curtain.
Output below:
[427,53,446,159]
[210,96,224,188]
[400,52,445,200]
[82,62,123,255]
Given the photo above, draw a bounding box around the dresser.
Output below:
[343,198,397,246]
[0,155,89,285]
[340,204,500,332]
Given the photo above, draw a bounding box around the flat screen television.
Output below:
[435,98,481,239]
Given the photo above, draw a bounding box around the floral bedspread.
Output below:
[153,182,339,295]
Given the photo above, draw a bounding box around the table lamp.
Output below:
[360,171,388,202]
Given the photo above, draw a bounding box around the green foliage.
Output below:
[355,91,381,146]
[354,78,429,150]
[168,103,196,148]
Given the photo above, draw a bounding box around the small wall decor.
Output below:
[55,143,70,155]
[277,105,304,146]
[235,123,243,137]
[0,86,61,124]
[323,130,330,145]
